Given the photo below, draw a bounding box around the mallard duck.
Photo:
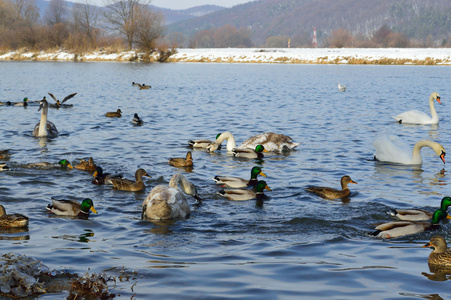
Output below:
[393,92,441,125]
[47,198,97,217]
[232,144,267,159]
[14,98,29,107]
[0,205,29,228]
[423,236,451,268]
[142,173,202,220]
[92,166,123,185]
[371,209,451,239]
[169,151,193,167]
[390,196,451,221]
[74,157,97,171]
[32,97,58,138]
[25,159,73,169]
[48,92,77,107]
[0,149,12,159]
[132,113,143,125]
[207,131,299,153]
[373,135,445,165]
[305,175,357,200]
[338,83,346,92]
[139,84,151,90]
[111,168,151,191]
[188,133,221,149]
[105,109,122,117]
[213,166,267,188]
[218,180,271,201]
[0,163,9,171]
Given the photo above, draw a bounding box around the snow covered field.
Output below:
[1,48,450,64]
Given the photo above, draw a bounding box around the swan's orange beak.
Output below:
[440,151,446,164]
[436,96,441,104]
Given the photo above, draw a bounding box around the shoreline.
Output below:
[1,48,450,65]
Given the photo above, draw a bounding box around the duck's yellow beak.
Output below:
[67,164,74,169]
[260,171,267,177]
[265,185,272,191]
[90,206,98,214]
[423,242,432,248]
[93,171,98,177]
[263,149,268,153]
[446,214,451,219]
[350,180,357,184]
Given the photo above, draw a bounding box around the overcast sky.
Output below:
[151,0,251,10]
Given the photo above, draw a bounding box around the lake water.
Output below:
[0,61,451,299]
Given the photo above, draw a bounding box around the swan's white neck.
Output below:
[216,132,237,151]
[429,94,439,123]
[38,104,48,137]
[411,140,437,165]
[169,173,197,196]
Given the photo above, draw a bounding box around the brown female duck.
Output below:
[169,151,193,167]
[111,168,151,191]
[305,175,357,200]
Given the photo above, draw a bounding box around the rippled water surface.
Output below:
[1,61,451,299]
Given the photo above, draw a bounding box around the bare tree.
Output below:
[44,0,67,26]
[72,2,99,47]
[134,7,164,51]
[103,0,150,50]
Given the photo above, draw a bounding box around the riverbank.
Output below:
[1,48,450,64]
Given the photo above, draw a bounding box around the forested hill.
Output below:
[167,0,451,46]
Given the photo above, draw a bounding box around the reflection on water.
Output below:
[0,62,450,298]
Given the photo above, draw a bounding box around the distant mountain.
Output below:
[151,5,225,24]
[34,0,224,25]
[167,0,451,46]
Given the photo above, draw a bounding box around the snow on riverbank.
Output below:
[1,48,450,64]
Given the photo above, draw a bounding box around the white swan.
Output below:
[32,97,58,138]
[206,131,299,153]
[392,92,441,125]
[142,173,202,220]
[373,135,445,165]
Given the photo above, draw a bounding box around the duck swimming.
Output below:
[390,196,451,221]
[393,92,441,125]
[74,157,97,171]
[0,205,29,228]
[371,209,451,239]
[207,131,299,153]
[14,98,29,107]
[105,109,122,117]
[188,133,221,149]
[142,173,202,220]
[423,236,451,268]
[139,84,151,90]
[111,168,151,192]
[25,159,73,169]
[218,180,271,201]
[232,144,267,159]
[47,198,97,217]
[169,151,193,167]
[32,97,58,138]
[92,166,123,185]
[214,166,267,188]
[373,135,445,165]
[305,175,357,200]
[132,113,143,125]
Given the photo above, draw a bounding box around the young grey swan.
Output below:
[32,97,58,138]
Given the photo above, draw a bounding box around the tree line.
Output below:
[0,0,166,53]
[180,24,451,48]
